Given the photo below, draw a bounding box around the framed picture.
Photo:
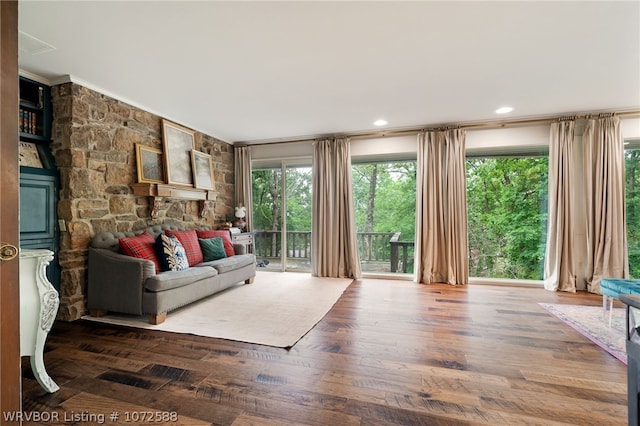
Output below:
[18,141,43,168]
[135,144,164,183]
[191,150,214,190]
[161,119,196,187]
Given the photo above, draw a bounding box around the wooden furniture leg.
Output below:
[148,312,167,325]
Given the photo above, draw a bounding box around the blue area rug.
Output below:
[539,303,626,364]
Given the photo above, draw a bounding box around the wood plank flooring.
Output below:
[21,278,628,425]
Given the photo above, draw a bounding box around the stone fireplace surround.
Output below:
[50,83,235,320]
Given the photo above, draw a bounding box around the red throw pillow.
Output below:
[196,229,234,257]
[165,229,203,266]
[119,231,161,272]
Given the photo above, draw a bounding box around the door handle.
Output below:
[0,243,18,262]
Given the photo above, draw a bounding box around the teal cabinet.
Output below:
[20,172,60,291]
[18,76,60,290]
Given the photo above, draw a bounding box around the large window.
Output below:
[466,156,548,280]
[352,160,416,275]
[626,144,640,278]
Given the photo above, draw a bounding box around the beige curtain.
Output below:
[415,129,468,285]
[543,120,576,292]
[234,146,253,231]
[583,115,628,293]
[311,138,362,279]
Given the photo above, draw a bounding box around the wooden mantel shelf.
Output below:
[132,183,218,201]
[131,183,218,218]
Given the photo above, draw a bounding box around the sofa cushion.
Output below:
[145,266,218,292]
[199,253,255,274]
[93,231,137,251]
[165,229,203,266]
[155,234,189,272]
[119,231,161,272]
[199,237,227,262]
[197,229,234,257]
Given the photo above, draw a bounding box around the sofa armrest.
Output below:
[87,248,156,315]
[233,243,247,255]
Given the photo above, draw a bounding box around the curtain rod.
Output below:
[239,109,640,147]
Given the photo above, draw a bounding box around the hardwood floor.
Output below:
[22,278,628,425]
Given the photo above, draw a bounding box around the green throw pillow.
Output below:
[199,237,227,261]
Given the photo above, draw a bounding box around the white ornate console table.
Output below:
[20,248,59,393]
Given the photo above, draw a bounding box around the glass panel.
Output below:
[252,164,312,271]
[626,147,640,278]
[352,161,416,275]
[284,166,312,272]
[466,157,548,280]
[252,167,283,271]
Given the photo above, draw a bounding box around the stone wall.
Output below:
[50,83,235,320]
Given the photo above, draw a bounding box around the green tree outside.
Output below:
[466,156,548,280]
[352,162,417,239]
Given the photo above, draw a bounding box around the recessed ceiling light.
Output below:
[495,106,514,114]
[373,119,388,126]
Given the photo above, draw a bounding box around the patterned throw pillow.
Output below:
[196,229,234,257]
[164,229,203,266]
[118,231,161,272]
[155,234,189,272]
[199,237,227,262]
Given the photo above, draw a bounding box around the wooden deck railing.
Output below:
[253,230,415,273]
[389,232,415,273]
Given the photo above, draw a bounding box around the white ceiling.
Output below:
[17,1,640,144]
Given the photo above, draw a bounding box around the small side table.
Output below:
[20,248,59,393]
[232,231,254,254]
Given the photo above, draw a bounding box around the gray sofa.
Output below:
[87,224,256,324]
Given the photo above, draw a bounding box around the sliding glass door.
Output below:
[252,161,312,272]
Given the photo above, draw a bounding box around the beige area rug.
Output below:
[82,271,353,348]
